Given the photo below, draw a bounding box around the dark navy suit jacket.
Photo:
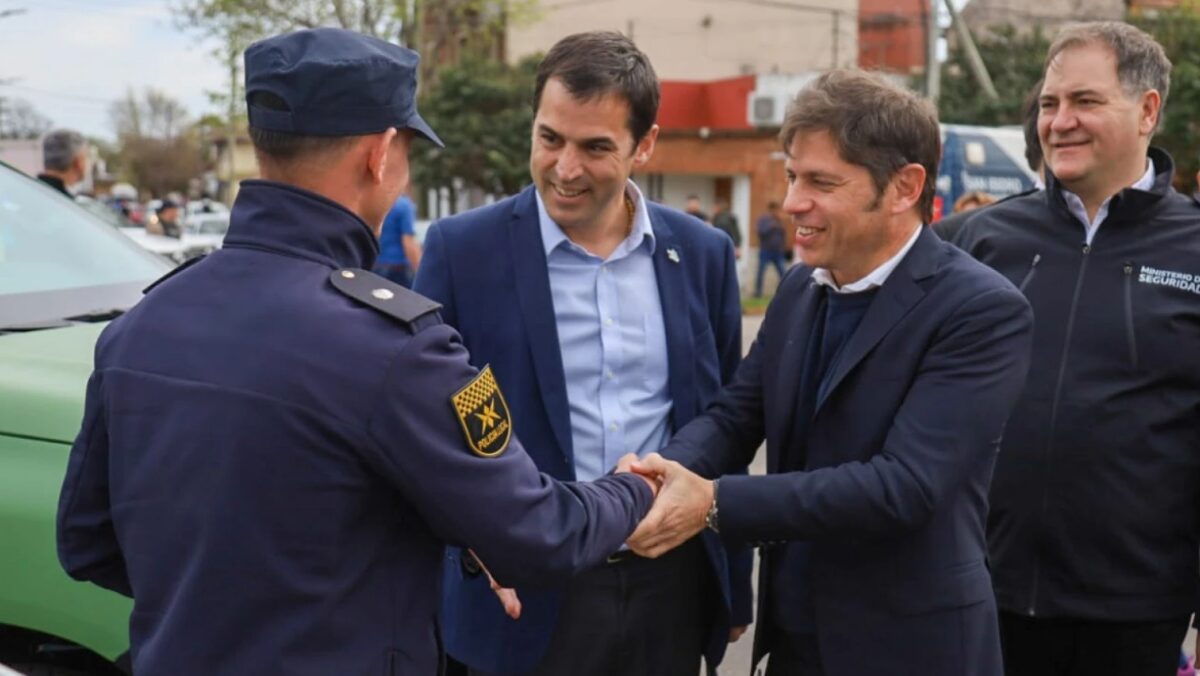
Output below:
[665,227,1034,676]
[415,185,752,674]
[56,181,653,676]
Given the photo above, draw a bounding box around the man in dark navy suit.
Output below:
[416,30,751,676]
[624,70,1035,676]
[55,27,656,676]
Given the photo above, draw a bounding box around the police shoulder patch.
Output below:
[329,268,442,330]
[450,365,512,458]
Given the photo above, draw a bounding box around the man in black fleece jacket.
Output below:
[955,21,1200,676]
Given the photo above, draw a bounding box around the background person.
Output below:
[373,194,421,287]
[754,201,786,297]
[955,22,1200,676]
[37,129,89,197]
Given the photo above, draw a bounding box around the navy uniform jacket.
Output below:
[664,228,1034,676]
[56,180,653,676]
[415,186,752,674]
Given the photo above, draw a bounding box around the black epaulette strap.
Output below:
[329,268,442,330]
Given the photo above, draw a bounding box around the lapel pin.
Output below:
[666,248,680,264]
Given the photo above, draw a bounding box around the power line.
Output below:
[0,83,112,105]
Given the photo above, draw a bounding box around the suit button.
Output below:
[461,553,482,577]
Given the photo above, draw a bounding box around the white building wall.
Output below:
[510,0,858,79]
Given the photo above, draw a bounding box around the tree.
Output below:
[937,24,1051,127]
[173,0,540,87]
[410,54,538,208]
[1131,8,1200,189]
[0,97,52,139]
[110,88,207,197]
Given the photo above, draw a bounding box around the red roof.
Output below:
[657,75,757,131]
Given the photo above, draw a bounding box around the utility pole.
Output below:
[832,11,839,68]
[1,7,27,137]
[225,44,239,205]
[925,0,940,102]
[944,0,998,101]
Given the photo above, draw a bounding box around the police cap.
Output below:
[244,27,443,146]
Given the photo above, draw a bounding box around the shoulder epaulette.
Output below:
[143,255,206,295]
[329,268,442,330]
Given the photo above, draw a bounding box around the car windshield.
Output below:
[0,165,169,327]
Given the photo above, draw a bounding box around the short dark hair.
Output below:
[780,70,940,223]
[1023,79,1043,173]
[247,91,360,161]
[533,31,659,145]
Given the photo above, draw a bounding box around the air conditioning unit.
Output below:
[748,93,787,127]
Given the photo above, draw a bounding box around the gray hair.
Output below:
[42,129,87,172]
[1047,22,1171,127]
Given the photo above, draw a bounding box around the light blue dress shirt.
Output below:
[535,181,672,481]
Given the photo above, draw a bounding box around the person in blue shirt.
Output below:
[55,27,656,676]
[374,194,421,287]
[418,30,751,676]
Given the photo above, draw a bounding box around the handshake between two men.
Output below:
[478,452,715,622]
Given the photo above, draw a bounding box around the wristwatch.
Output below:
[704,478,720,534]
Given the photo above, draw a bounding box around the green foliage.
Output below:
[937,24,1050,127]
[937,14,1200,187]
[1132,8,1200,188]
[411,55,539,203]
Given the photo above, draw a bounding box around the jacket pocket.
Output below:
[887,559,993,616]
[1123,261,1139,370]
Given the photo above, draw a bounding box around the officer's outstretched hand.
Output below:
[625,453,713,558]
[469,549,522,620]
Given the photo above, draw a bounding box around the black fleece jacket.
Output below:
[956,148,1200,621]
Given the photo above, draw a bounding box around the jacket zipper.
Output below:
[1123,262,1138,369]
[1028,242,1091,616]
[1018,254,1041,293]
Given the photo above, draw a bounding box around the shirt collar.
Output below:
[1061,158,1156,217]
[536,179,655,258]
[812,224,922,294]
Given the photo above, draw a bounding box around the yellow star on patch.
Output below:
[450,365,513,457]
[475,400,501,431]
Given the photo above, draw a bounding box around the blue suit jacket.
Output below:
[415,186,752,674]
[665,228,1034,676]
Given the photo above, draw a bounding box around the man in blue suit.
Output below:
[624,71,1035,676]
[415,30,751,676]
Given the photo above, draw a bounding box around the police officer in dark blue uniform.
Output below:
[56,27,655,676]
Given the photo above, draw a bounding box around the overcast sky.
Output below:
[0,0,227,141]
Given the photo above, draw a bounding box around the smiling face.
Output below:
[784,130,922,286]
[529,77,657,234]
[1039,42,1160,202]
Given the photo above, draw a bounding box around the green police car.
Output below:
[0,163,169,674]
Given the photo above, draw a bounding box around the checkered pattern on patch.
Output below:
[452,367,498,419]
